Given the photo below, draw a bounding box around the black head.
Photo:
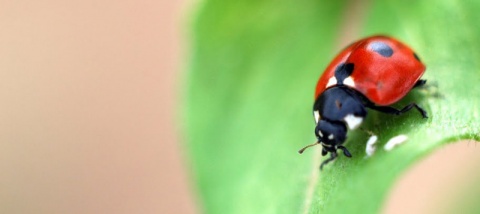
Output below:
[315,120,346,153]
[316,119,353,158]
[299,118,352,157]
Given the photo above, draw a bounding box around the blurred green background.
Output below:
[185,0,480,213]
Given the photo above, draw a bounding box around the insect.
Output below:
[298,35,427,169]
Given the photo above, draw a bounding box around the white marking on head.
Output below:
[326,76,337,88]
[384,135,408,151]
[365,135,378,157]
[317,130,323,137]
[313,110,320,124]
[328,134,334,140]
[322,142,332,147]
[344,114,363,130]
[343,76,355,88]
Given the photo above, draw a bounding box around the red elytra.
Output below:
[314,35,426,106]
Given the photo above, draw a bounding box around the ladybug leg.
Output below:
[320,152,337,170]
[337,146,352,157]
[366,103,428,118]
[413,79,427,88]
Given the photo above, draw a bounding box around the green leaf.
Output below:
[185,0,480,213]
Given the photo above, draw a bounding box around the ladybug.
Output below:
[298,35,428,169]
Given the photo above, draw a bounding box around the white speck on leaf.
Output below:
[365,135,378,157]
[384,135,408,151]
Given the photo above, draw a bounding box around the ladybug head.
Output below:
[315,120,351,157]
[298,119,352,158]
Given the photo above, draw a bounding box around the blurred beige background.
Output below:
[0,0,196,213]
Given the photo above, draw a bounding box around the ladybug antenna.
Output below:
[298,141,320,154]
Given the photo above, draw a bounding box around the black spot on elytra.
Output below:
[334,63,354,85]
[369,42,393,57]
[413,52,421,62]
